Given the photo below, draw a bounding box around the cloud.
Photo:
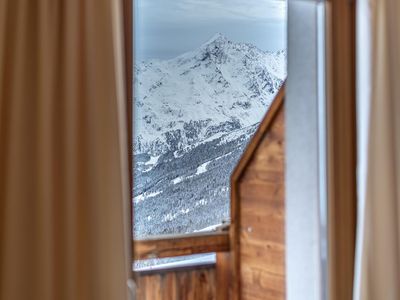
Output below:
[137,0,286,23]
[135,0,287,60]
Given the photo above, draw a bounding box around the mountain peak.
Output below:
[204,33,228,45]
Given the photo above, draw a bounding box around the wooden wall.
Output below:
[231,89,285,300]
[136,265,217,300]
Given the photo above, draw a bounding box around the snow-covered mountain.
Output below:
[133,34,286,237]
[134,33,286,156]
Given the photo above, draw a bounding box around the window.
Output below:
[133,0,287,241]
[128,0,350,298]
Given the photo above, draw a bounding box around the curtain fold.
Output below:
[355,0,400,299]
[0,1,132,299]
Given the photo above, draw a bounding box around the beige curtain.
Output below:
[0,1,132,300]
[354,0,400,299]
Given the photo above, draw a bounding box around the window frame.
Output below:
[125,0,357,298]
[127,0,287,262]
[126,0,232,265]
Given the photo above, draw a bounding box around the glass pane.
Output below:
[133,0,287,238]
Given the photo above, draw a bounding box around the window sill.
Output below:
[134,253,216,275]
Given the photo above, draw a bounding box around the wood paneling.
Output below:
[135,231,230,260]
[231,87,285,300]
[136,265,217,300]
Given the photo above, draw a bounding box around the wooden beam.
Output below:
[326,0,357,299]
[134,231,230,260]
[123,0,134,279]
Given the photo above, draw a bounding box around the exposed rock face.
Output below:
[134,33,286,156]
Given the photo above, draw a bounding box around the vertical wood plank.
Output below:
[135,266,217,300]
[216,252,231,300]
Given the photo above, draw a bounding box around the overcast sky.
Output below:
[135,0,287,61]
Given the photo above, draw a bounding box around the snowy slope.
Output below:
[134,33,286,155]
[134,123,260,237]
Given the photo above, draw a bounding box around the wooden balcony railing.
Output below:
[135,230,230,260]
